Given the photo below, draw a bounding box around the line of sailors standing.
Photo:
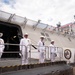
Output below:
[20,33,57,65]
[0,33,57,65]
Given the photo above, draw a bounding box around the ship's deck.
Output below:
[0,58,40,67]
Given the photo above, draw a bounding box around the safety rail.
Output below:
[0,43,64,66]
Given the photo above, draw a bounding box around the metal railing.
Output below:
[0,43,64,66]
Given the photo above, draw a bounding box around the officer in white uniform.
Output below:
[49,40,56,62]
[20,33,31,65]
[37,36,45,63]
[0,33,5,58]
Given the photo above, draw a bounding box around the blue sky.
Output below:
[1,0,15,8]
[2,0,10,4]
[0,0,75,26]
[3,0,9,4]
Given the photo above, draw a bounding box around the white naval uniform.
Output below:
[0,38,5,58]
[20,38,31,65]
[37,40,45,63]
[49,44,56,62]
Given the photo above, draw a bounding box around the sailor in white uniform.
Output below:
[0,33,5,58]
[20,33,31,65]
[49,40,56,62]
[37,36,45,63]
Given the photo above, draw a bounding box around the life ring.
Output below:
[64,49,71,59]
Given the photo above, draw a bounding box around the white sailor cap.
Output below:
[51,40,54,42]
[24,33,28,35]
[40,36,44,38]
[0,33,3,37]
